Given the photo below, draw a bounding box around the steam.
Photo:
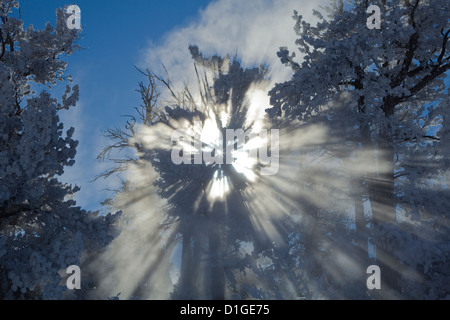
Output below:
[91,0,389,299]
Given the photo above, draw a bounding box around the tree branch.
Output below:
[438,28,450,63]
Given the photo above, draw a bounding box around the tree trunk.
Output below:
[367,132,402,299]
[208,226,225,300]
[176,226,202,299]
[352,124,372,297]
[303,210,324,283]
[178,232,194,298]
[353,179,371,295]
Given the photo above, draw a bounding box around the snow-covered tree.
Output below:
[0,0,119,299]
[267,0,449,298]
[97,46,324,300]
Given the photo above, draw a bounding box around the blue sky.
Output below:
[19,0,215,211]
[21,1,212,122]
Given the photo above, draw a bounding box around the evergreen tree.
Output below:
[0,0,119,299]
[267,0,449,298]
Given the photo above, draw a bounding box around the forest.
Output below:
[0,0,449,300]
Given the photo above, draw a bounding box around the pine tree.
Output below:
[267,0,449,298]
[97,46,313,299]
[0,0,119,299]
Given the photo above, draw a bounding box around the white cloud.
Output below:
[59,97,121,213]
[62,0,327,213]
[140,0,326,89]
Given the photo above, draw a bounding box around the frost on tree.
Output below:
[267,0,450,299]
[96,45,326,300]
[0,0,119,299]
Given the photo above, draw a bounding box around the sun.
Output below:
[195,107,265,200]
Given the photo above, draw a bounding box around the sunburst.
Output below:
[95,48,356,300]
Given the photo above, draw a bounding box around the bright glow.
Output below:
[244,88,270,132]
[207,169,230,201]
[232,149,257,182]
[199,111,262,194]
[220,111,229,128]
[201,118,222,151]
